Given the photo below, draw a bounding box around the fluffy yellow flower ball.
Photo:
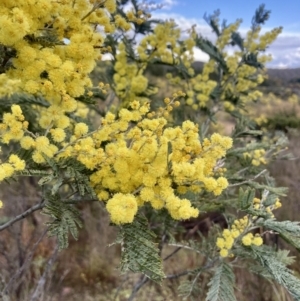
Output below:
[242,233,253,246]
[106,193,138,224]
[74,122,89,137]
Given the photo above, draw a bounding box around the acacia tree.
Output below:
[0,1,300,300]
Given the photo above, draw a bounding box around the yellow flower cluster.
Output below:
[223,101,235,112]
[0,105,64,164]
[106,193,138,224]
[241,233,263,247]
[161,18,280,111]
[247,27,283,53]
[0,105,26,143]
[216,216,248,257]
[137,21,180,64]
[0,151,25,182]
[113,19,195,107]
[243,149,267,166]
[220,64,265,107]
[252,197,282,218]
[185,60,217,109]
[217,215,263,258]
[126,9,150,25]
[0,0,119,135]
[216,20,242,49]
[0,105,89,166]
[113,43,149,106]
[114,7,150,31]
[51,100,233,224]
[0,74,20,97]
[181,20,281,111]
[216,193,282,257]
[220,26,281,107]
[161,16,281,112]
[0,200,3,209]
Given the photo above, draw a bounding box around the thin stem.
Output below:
[63,198,98,204]
[167,243,203,255]
[44,121,54,137]
[229,169,267,187]
[163,246,182,261]
[165,270,190,279]
[127,275,148,301]
[0,201,45,232]
[24,128,37,139]
[54,128,99,156]
[81,0,106,21]
[1,228,48,296]
[113,274,129,301]
[30,243,59,301]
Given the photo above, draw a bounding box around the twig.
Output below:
[50,269,70,301]
[127,257,218,301]
[0,202,45,232]
[167,243,203,255]
[127,275,149,301]
[165,270,190,279]
[165,258,217,281]
[113,274,129,301]
[30,243,59,301]
[163,246,182,261]
[81,0,106,21]
[54,128,99,156]
[229,169,267,187]
[1,228,48,297]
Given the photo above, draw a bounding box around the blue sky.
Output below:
[148,0,300,68]
[166,1,300,33]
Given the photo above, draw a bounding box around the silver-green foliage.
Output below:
[42,194,83,249]
[119,217,165,282]
[250,246,300,300]
[206,262,237,301]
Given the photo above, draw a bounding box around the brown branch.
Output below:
[127,275,149,301]
[81,0,107,21]
[1,228,48,297]
[30,243,59,301]
[0,202,45,232]
[229,169,267,187]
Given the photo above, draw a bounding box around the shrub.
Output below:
[0,1,300,300]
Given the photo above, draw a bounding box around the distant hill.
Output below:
[267,68,300,83]
[193,62,300,83]
[145,60,300,85]
[192,61,300,83]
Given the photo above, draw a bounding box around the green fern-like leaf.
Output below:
[25,31,65,48]
[251,4,271,29]
[17,169,53,177]
[119,216,165,283]
[250,246,300,300]
[276,249,296,266]
[42,194,83,249]
[248,183,287,196]
[206,262,237,301]
[178,278,202,300]
[195,36,228,73]
[261,220,300,250]
[239,188,255,210]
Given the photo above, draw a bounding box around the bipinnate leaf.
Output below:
[206,262,237,301]
[250,246,300,300]
[261,220,300,250]
[119,217,165,283]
